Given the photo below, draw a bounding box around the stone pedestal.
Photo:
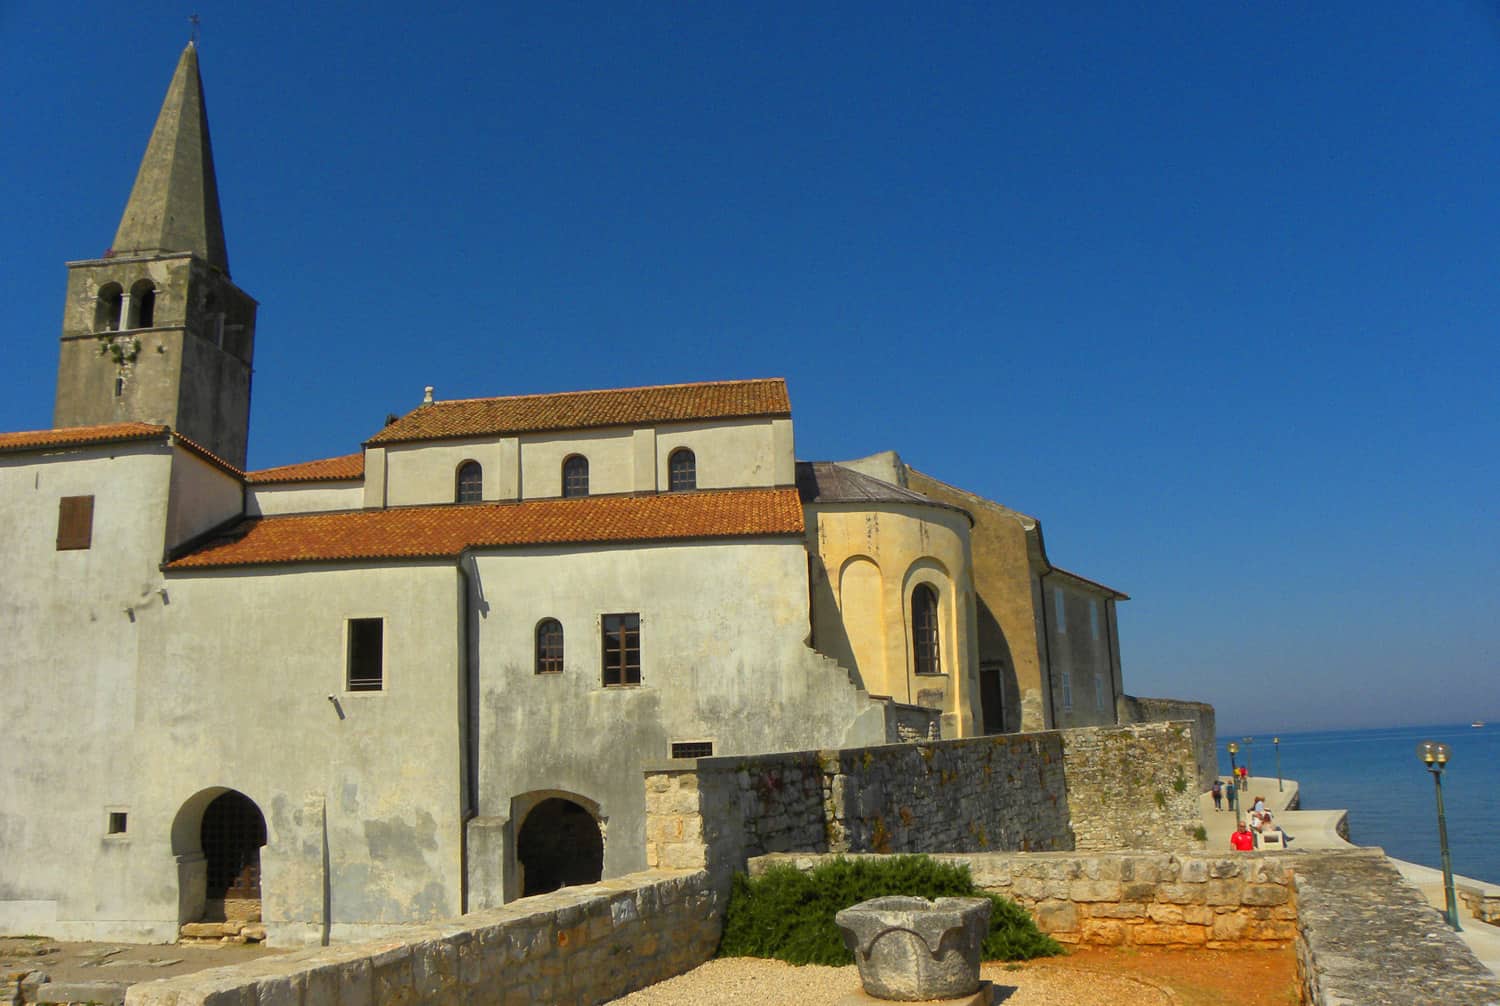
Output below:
[835,895,992,1002]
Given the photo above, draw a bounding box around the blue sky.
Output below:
[3,3,1496,733]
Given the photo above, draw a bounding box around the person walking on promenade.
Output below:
[1212,778,1223,811]
[1230,822,1255,851]
[1226,778,1237,813]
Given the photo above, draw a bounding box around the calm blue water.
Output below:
[1216,723,1500,885]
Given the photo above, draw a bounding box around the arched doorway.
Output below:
[515,798,603,897]
[191,790,267,924]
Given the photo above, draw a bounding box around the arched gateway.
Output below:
[515,797,604,897]
[172,788,267,925]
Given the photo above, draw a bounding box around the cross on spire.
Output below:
[188,14,200,44]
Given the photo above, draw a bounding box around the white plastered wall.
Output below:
[248,482,363,516]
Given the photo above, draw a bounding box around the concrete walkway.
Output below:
[1199,774,1500,978]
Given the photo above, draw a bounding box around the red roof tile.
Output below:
[167,488,805,569]
[0,421,169,453]
[366,378,791,446]
[247,453,365,484]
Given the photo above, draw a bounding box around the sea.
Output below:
[1215,722,1500,886]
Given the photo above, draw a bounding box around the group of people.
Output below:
[1210,778,1292,850]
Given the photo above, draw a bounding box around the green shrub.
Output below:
[718,855,1063,966]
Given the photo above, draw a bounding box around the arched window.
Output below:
[668,448,696,491]
[127,279,156,328]
[535,619,564,674]
[912,584,941,675]
[562,455,589,498]
[95,283,123,332]
[456,461,482,503]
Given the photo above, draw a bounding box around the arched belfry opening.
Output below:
[172,787,267,927]
[515,796,603,897]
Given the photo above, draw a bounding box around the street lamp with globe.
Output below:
[1416,740,1461,931]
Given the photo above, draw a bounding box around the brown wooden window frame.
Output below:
[562,455,589,498]
[456,460,483,503]
[347,617,384,692]
[601,612,640,687]
[56,495,95,551]
[535,618,564,674]
[912,584,941,676]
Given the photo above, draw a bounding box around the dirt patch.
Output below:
[0,936,283,989]
[615,947,1299,1005]
[1007,946,1299,1006]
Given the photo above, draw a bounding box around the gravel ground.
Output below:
[611,958,1175,1005]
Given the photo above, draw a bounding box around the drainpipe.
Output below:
[456,549,479,913]
[1038,568,1057,730]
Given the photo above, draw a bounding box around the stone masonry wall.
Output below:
[122,869,719,1006]
[1118,697,1217,795]
[645,723,1204,881]
[1061,721,1204,850]
[751,851,1297,950]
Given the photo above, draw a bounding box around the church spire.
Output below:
[112,42,230,274]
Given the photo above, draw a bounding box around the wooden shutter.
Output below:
[56,495,95,550]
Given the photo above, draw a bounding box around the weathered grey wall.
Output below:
[467,538,891,903]
[121,869,720,1006]
[1118,697,1218,794]
[644,722,1205,881]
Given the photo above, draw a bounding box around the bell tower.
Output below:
[54,42,257,468]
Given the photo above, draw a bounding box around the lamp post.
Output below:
[1227,741,1239,812]
[1274,736,1282,793]
[1417,740,1461,931]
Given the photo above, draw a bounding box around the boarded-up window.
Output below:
[56,495,95,550]
[347,618,384,691]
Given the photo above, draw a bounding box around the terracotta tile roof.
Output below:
[247,453,365,485]
[0,421,169,454]
[167,487,805,569]
[366,378,791,446]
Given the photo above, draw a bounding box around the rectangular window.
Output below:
[1053,586,1066,634]
[601,613,641,686]
[1095,673,1106,710]
[347,618,384,691]
[671,741,714,759]
[1061,670,1073,710]
[56,495,95,550]
[1090,599,1101,640]
[108,812,128,834]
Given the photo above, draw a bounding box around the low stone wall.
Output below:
[1294,850,1500,1005]
[646,723,1205,881]
[751,851,1296,950]
[122,869,719,1006]
[1118,696,1217,794]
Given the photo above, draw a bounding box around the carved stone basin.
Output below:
[834,895,991,1001]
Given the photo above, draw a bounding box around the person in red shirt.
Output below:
[1230,822,1255,851]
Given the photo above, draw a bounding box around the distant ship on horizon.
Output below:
[1473,721,1486,728]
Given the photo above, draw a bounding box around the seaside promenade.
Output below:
[1202,773,1500,977]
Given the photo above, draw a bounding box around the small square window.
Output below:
[108,812,128,834]
[347,618,384,691]
[671,741,714,759]
[57,495,95,550]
